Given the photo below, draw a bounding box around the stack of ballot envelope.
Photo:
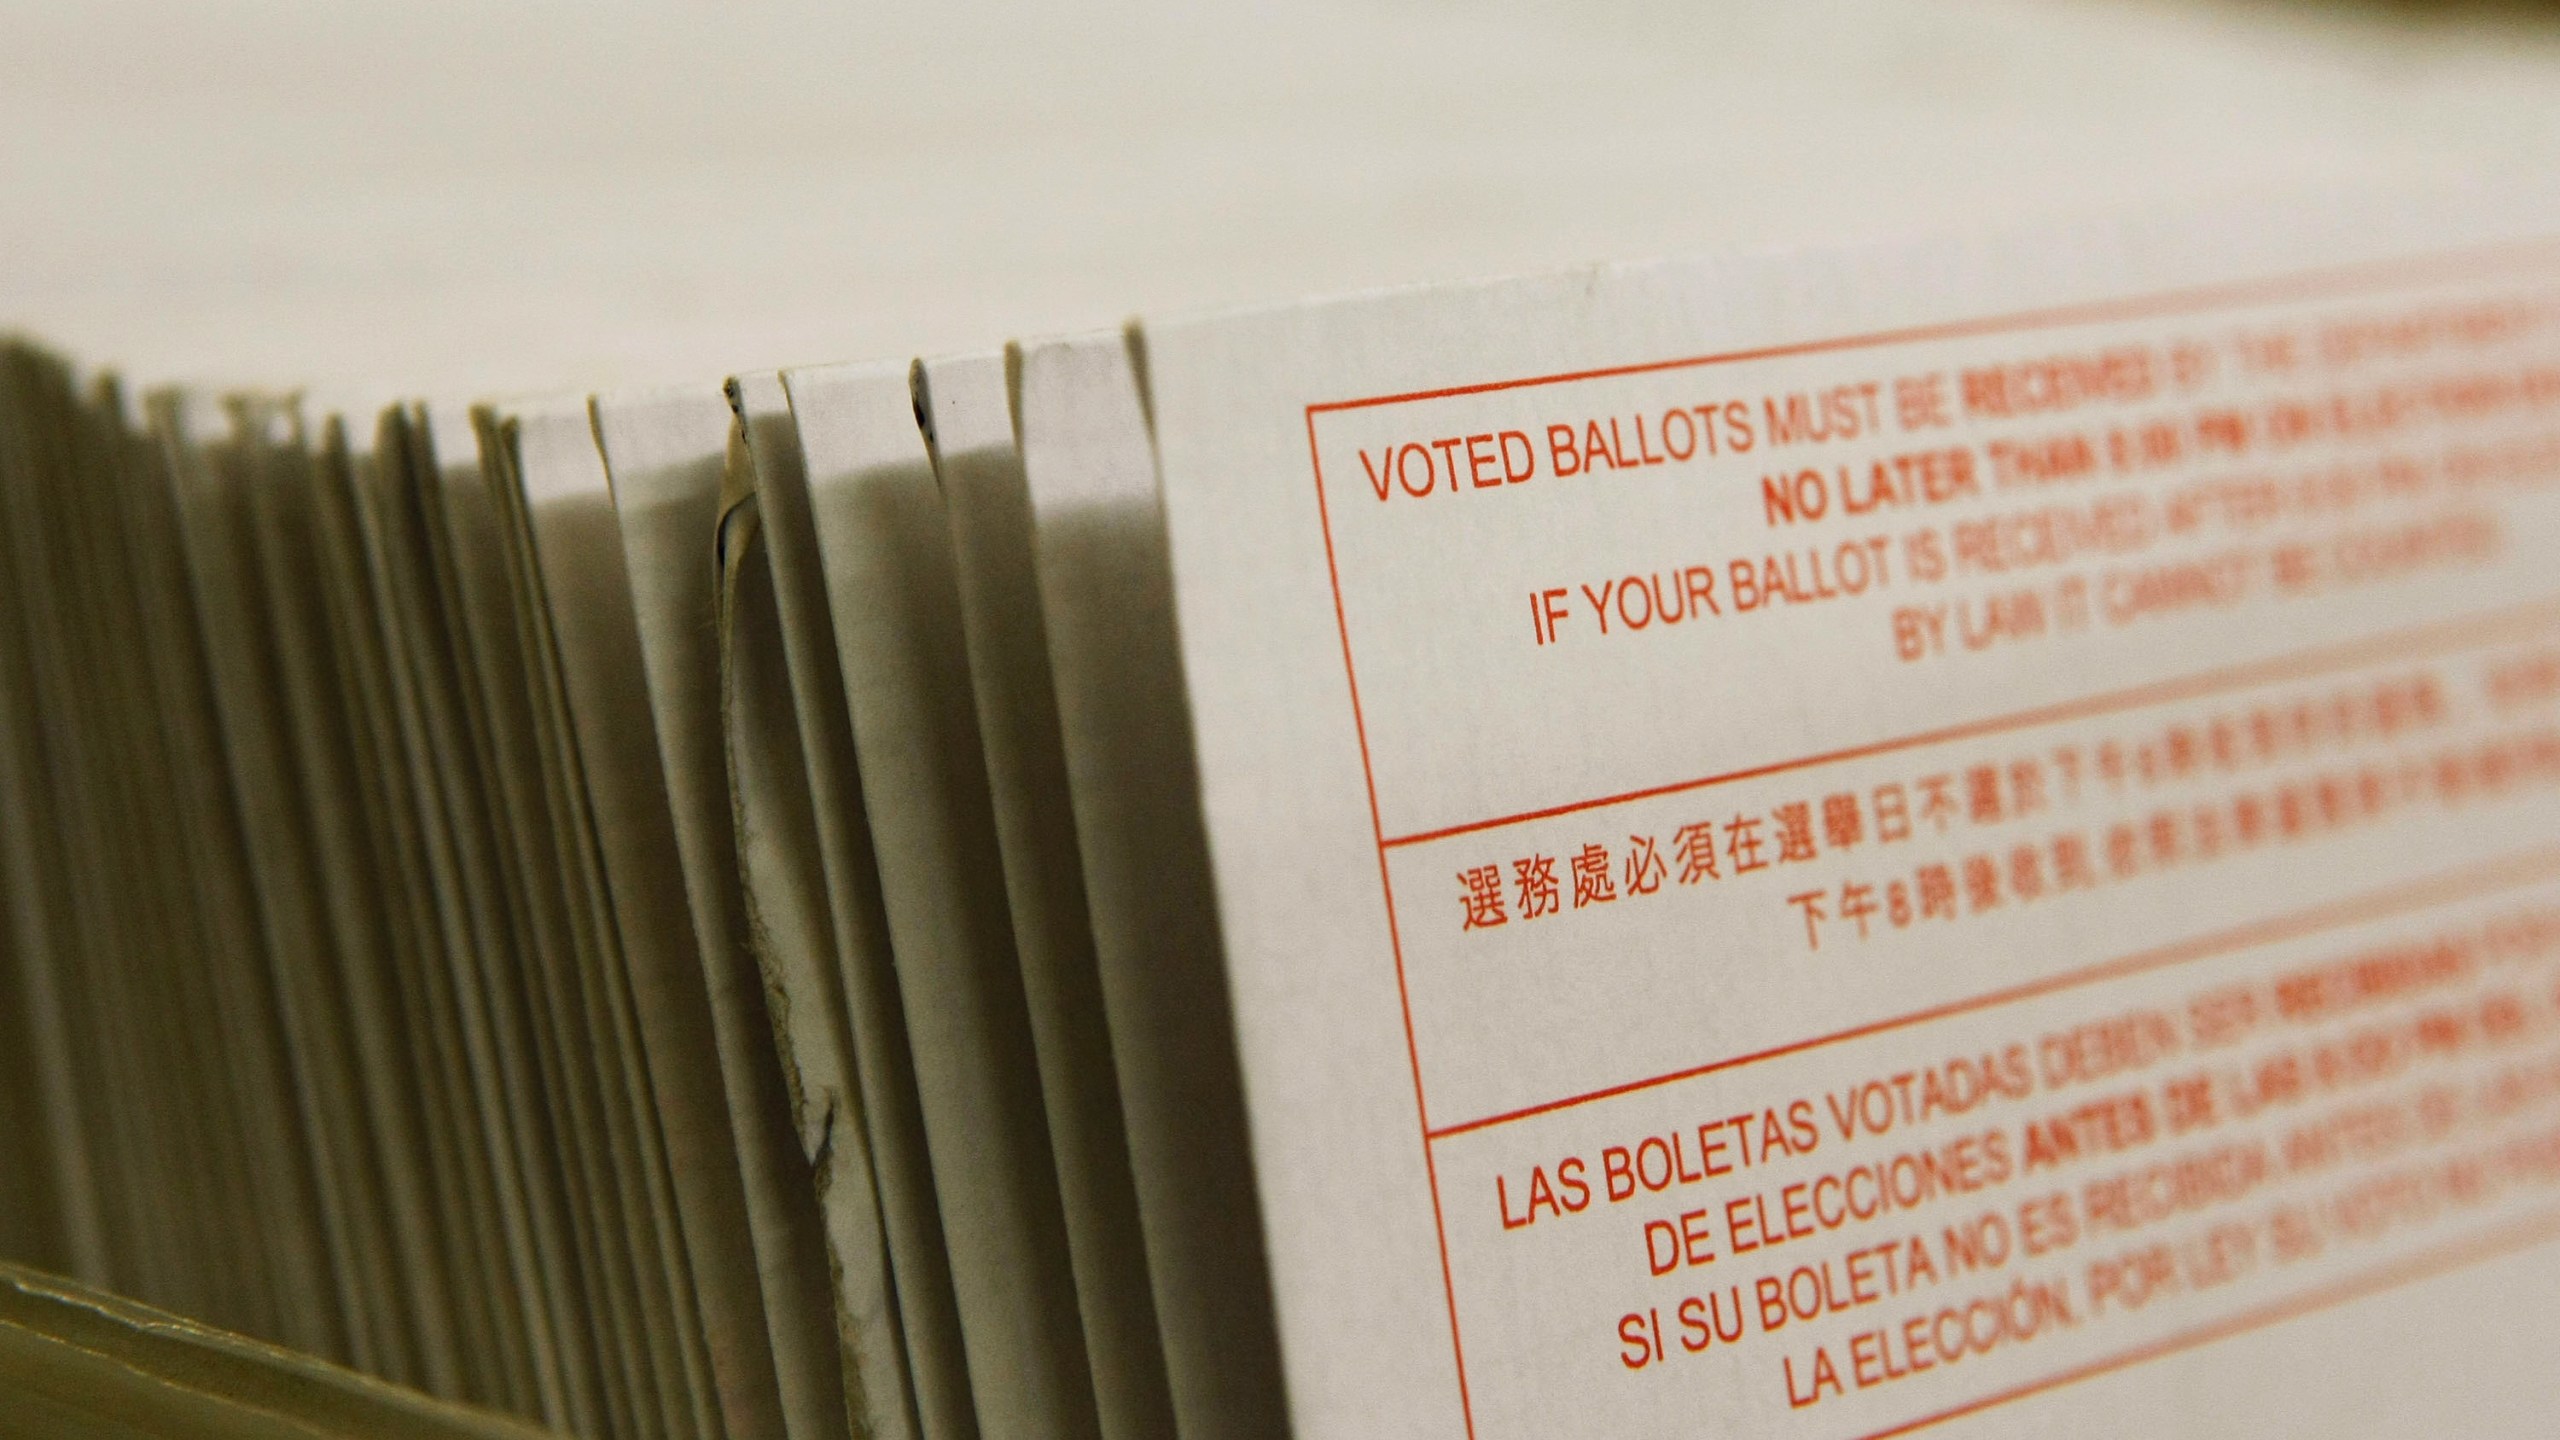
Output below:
[8,3,2560,1439]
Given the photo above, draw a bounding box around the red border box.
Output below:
[1300,238,2560,1438]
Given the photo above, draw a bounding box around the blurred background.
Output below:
[3,0,2559,397]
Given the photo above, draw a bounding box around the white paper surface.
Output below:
[1141,192,2560,1436]
[594,385,844,1440]
[496,400,723,1440]
[1011,334,1291,1439]
[916,351,1173,1440]
[787,361,1097,1440]
[727,369,957,1440]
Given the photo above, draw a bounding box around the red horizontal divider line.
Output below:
[1859,1202,2560,1440]
[1425,842,2560,1142]
[1305,233,2560,416]
[1382,597,2560,851]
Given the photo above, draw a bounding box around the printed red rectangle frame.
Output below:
[1297,236,2560,1439]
